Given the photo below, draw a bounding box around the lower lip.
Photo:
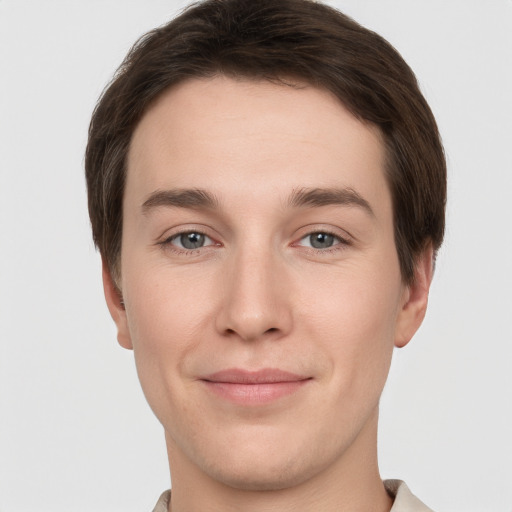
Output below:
[202,380,310,405]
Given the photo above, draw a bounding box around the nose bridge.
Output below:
[217,240,291,341]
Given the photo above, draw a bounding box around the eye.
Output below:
[168,231,215,250]
[297,231,346,249]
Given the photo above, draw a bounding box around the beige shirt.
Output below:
[151,480,434,512]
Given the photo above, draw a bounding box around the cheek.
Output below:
[124,261,214,347]
[121,266,215,415]
[300,261,402,395]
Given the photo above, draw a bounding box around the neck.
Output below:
[165,407,393,512]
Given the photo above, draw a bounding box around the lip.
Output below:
[200,368,311,405]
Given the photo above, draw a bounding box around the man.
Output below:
[85,1,446,510]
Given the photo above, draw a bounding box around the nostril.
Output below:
[265,327,279,334]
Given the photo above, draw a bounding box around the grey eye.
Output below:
[308,232,335,249]
[176,232,207,249]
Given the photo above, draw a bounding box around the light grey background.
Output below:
[1,1,511,511]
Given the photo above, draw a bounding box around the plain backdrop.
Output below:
[1,1,511,511]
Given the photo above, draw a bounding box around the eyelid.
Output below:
[168,231,215,248]
[297,232,346,247]
[157,225,222,253]
[155,224,353,254]
[293,225,352,244]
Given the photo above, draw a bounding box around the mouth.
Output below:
[200,368,312,405]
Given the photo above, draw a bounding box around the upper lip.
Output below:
[202,368,310,384]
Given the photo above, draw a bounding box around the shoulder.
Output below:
[385,480,435,512]
[151,490,171,512]
[152,483,434,511]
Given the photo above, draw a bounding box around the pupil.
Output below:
[181,232,204,249]
[310,232,334,249]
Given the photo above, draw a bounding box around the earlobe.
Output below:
[102,258,133,350]
[394,246,434,348]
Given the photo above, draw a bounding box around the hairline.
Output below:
[111,73,405,285]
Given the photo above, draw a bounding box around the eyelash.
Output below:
[158,229,352,255]
[294,230,351,254]
[159,230,218,255]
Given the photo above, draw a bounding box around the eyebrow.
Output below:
[142,188,219,213]
[141,186,374,216]
[288,187,374,216]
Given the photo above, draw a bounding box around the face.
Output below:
[105,76,430,491]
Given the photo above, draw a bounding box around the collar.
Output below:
[152,480,434,512]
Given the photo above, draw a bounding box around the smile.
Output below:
[201,368,312,405]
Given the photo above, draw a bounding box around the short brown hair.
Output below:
[85,0,446,284]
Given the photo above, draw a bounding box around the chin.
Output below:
[194,432,336,493]
[205,457,313,492]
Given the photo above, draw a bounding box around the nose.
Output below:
[215,247,293,342]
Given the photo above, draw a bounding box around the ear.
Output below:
[102,258,133,350]
[394,246,434,348]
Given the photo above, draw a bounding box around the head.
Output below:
[85,0,446,495]
[86,0,446,288]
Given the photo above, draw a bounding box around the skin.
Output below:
[103,76,432,512]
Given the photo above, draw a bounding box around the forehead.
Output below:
[126,76,389,215]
